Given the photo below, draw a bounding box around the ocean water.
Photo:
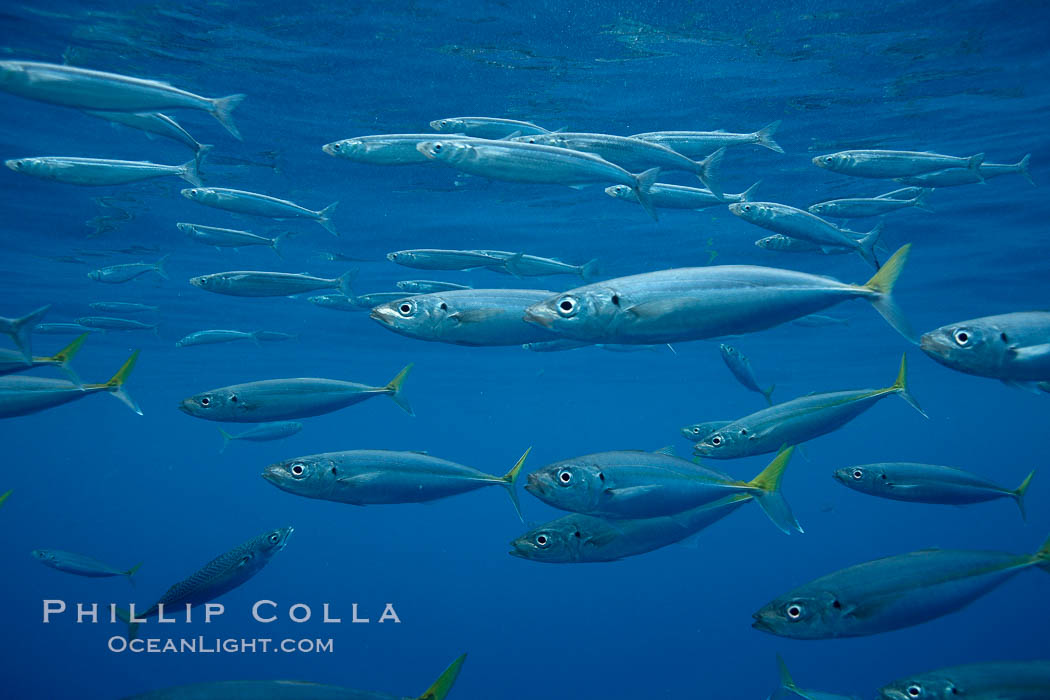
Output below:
[0,0,1048,697]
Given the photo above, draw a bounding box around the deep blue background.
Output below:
[0,0,1048,697]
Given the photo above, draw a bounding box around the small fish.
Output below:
[808,190,930,218]
[181,187,337,235]
[32,549,142,581]
[895,154,1033,187]
[179,365,412,422]
[218,421,302,454]
[253,331,297,343]
[792,314,850,327]
[323,133,475,165]
[189,270,355,298]
[397,280,473,293]
[694,355,925,459]
[177,223,289,257]
[431,116,551,138]
[631,121,784,156]
[875,186,927,200]
[387,249,505,271]
[176,329,269,347]
[720,344,775,405]
[920,312,1050,387]
[117,527,292,639]
[0,333,86,383]
[6,156,200,187]
[752,535,1050,639]
[878,661,1050,700]
[474,250,600,280]
[754,234,853,256]
[605,181,760,211]
[350,291,414,306]
[0,351,140,418]
[35,323,100,335]
[88,256,169,284]
[75,316,158,333]
[307,294,366,313]
[0,61,244,139]
[264,449,530,520]
[680,420,732,442]
[814,149,984,179]
[88,302,158,314]
[835,463,1035,519]
[770,655,860,700]
[0,305,50,361]
[82,111,210,155]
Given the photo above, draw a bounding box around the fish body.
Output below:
[6,156,200,186]
[89,302,158,314]
[353,292,415,306]
[179,365,412,422]
[895,154,1033,187]
[0,351,140,418]
[386,249,504,271]
[308,294,366,312]
[814,149,983,179]
[323,133,473,165]
[396,280,473,293]
[176,330,260,347]
[879,661,1050,700]
[181,188,337,235]
[754,234,852,255]
[430,116,551,138]
[0,305,50,361]
[35,323,100,335]
[808,191,929,218]
[793,314,850,327]
[522,245,913,344]
[178,223,287,256]
[0,60,244,138]
[630,121,784,155]
[694,356,924,459]
[720,344,774,404]
[32,549,140,579]
[920,312,1050,383]
[472,250,599,280]
[83,110,209,154]
[75,316,157,332]
[88,256,169,284]
[605,181,758,210]
[371,289,557,346]
[219,422,302,453]
[189,270,354,298]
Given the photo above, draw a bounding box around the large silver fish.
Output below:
[920,312,1050,387]
[813,149,984,179]
[808,190,930,218]
[472,250,600,280]
[0,351,140,418]
[178,223,289,257]
[75,316,158,333]
[879,661,1050,700]
[631,121,784,155]
[386,249,505,271]
[32,549,141,580]
[6,156,200,186]
[189,270,355,297]
[605,181,759,211]
[431,115,551,137]
[323,133,474,165]
[181,187,338,235]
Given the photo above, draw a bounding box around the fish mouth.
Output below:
[177,401,194,415]
[188,277,203,288]
[321,143,336,156]
[507,541,531,559]
[917,333,941,355]
[428,120,444,131]
[726,202,745,216]
[179,188,196,199]
[811,156,826,168]
[523,307,553,328]
[415,142,437,158]
[750,614,774,633]
[261,467,281,485]
[4,159,19,172]
[369,306,396,326]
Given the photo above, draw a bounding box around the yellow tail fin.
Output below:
[385,363,414,416]
[417,653,467,700]
[91,351,142,415]
[862,243,915,342]
[501,448,531,523]
[889,354,927,418]
[1015,470,1036,521]
[746,446,803,534]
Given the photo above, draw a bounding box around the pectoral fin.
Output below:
[450,309,505,324]
[625,298,700,319]
[604,485,662,503]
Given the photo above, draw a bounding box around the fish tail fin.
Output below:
[384,363,414,416]
[7,304,50,361]
[504,252,526,279]
[179,157,202,187]
[856,220,883,271]
[103,350,142,415]
[632,167,661,221]
[153,254,170,280]
[1017,153,1034,186]
[913,188,934,212]
[500,448,531,523]
[968,152,985,181]
[114,607,141,640]
[746,446,803,535]
[337,268,358,298]
[739,180,762,202]
[762,383,775,406]
[862,243,915,343]
[416,653,467,700]
[580,258,601,281]
[124,562,143,585]
[1033,534,1050,574]
[218,428,233,454]
[318,201,339,236]
[194,143,213,167]
[775,654,798,692]
[890,353,927,418]
[696,146,725,199]
[210,93,245,140]
[1014,470,1036,521]
[52,333,87,385]
[271,231,292,259]
[755,120,784,153]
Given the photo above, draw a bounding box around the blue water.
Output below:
[1,0,1048,697]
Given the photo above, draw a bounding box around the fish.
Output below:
[218,421,302,454]
[88,256,169,284]
[694,355,925,459]
[630,121,784,156]
[522,245,914,345]
[875,187,927,200]
[189,270,355,298]
[314,251,372,263]
[177,223,290,257]
[0,61,244,138]
[176,329,281,347]
[353,291,418,306]
[729,202,882,270]
[5,156,200,187]
[34,323,100,335]
[75,316,158,333]
[32,549,142,581]
[117,527,292,639]
[752,534,1050,639]
[894,154,1034,187]
[720,344,775,405]
[82,110,211,155]
[323,133,475,165]
[792,314,850,327]
[371,289,558,346]
[808,190,930,218]
[0,333,86,383]
[181,188,338,235]
[813,149,984,179]
[770,655,860,700]
[0,350,140,418]
[431,115,552,137]
[919,312,1050,387]
[253,331,297,342]
[514,133,724,197]
[118,653,466,700]
[472,250,600,280]
[307,294,367,313]
[263,448,530,520]
[680,420,732,442]
[524,446,801,533]
[179,365,413,422]
[416,139,661,219]
[754,234,853,256]
[605,181,760,211]
[521,339,670,353]
[878,661,1050,700]
[387,249,505,271]
[834,463,1035,519]
[0,305,50,361]
[88,302,159,314]
[397,280,473,293]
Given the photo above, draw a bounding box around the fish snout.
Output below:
[321,142,337,156]
[727,202,746,217]
[177,399,195,415]
[261,465,283,484]
[4,159,21,172]
[523,306,554,329]
[750,612,774,633]
[369,305,397,326]
[508,539,531,559]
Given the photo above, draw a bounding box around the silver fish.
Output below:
[895,154,1033,187]
[431,116,551,137]
[6,156,200,186]
[178,223,289,257]
[176,330,266,347]
[473,250,600,280]
[754,234,853,255]
[720,344,774,405]
[814,149,984,179]
[75,316,158,332]
[88,256,169,284]
[680,420,732,442]
[396,280,473,293]
[605,181,759,211]
[32,549,141,580]
[189,270,354,297]
[35,323,100,335]
[178,365,412,422]
[920,312,1050,386]
[218,421,302,454]
[0,334,85,383]
[323,133,474,165]
[181,187,337,235]
[307,294,367,313]
[808,190,930,218]
[631,121,784,156]
[879,661,1050,700]
[88,302,158,314]
[0,351,140,418]
[83,110,210,154]
[387,249,504,271]
[0,305,50,361]
[0,61,244,138]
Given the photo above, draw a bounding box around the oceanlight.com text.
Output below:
[107,636,335,654]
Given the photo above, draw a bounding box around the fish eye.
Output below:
[268,533,280,544]
[786,603,803,619]
[331,143,342,152]
[907,686,921,698]
[692,427,701,434]
[742,204,751,211]
[557,469,573,485]
[710,434,723,446]
[290,463,306,477]
[398,302,414,317]
[824,156,833,163]
[535,533,549,547]
[433,143,443,152]
[439,302,448,311]
[439,120,448,127]
[852,469,863,480]
[953,329,971,346]
[556,297,577,316]
[200,396,211,406]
